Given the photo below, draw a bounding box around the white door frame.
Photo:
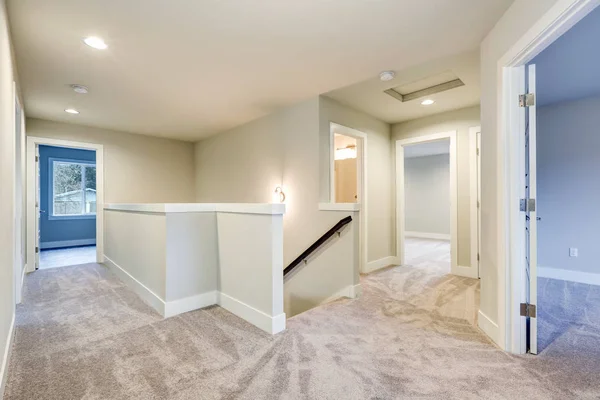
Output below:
[395,131,467,277]
[26,136,105,272]
[498,0,599,353]
[469,126,481,279]
[329,122,368,273]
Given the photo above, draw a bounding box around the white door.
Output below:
[524,64,538,354]
[35,145,40,270]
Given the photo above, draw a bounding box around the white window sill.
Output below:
[318,203,361,211]
[48,214,97,221]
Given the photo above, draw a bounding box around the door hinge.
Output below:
[477,253,480,262]
[519,93,535,107]
[520,303,537,318]
[35,246,39,253]
[35,156,39,162]
[520,198,536,212]
[476,148,480,156]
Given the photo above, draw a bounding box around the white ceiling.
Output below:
[404,140,450,159]
[7,0,513,141]
[531,5,600,107]
[325,50,481,124]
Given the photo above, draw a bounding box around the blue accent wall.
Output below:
[40,145,96,248]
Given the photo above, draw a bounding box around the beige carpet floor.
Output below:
[4,239,600,399]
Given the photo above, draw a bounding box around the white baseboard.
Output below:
[218,292,286,334]
[363,256,400,274]
[478,309,500,346]
[405,231,451,241]
[0,313,15,398]
[350,283,362,298]
[105,255,286,334]
[453,265,479,279]
[538,266,600,286]
[103,255,167,316]
[323,283,362,304]
[16,266,27,305]
[40,239,96,250]
[164,291,218,318]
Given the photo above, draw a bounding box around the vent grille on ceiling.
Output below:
[384,71,465,103]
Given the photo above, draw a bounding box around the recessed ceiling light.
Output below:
[83,36,107,50]
[71,84,89,94]
[421,99,435,106]
[65,108,80,114]
[379,71,396,82]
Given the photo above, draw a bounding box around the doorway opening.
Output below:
[403,139,451,271]
[27,137,104,272]
[329,122,367,272]
[395,131,460,275]
[502,0,600,355]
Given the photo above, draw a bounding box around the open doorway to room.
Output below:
[503,1,600,355]
[27,137,104,272]
[526,5,600,354]
[402,139,451,271]
[38,145,97,269]
[396,131,459,275]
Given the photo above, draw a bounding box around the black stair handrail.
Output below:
[283,216,353,277]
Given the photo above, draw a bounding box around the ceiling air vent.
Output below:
[384,71,465,103]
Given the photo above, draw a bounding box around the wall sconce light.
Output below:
[274,186,286,203]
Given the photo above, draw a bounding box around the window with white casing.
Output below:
[50,159,97,218]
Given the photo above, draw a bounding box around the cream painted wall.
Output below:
[26,118,196,203]
[195,96,395,266]
[194,97,321,266]
[319,96,394,263]
[392,106,480,267]
[194,112,284,203]
[0,0,20,394]
[480,0,562,333]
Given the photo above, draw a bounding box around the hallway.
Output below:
[5,257,600,399]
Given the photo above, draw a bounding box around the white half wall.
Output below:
[103,204,285,334]
[217,212,285,334]
[165,212,219,302]
[104,210,168,299]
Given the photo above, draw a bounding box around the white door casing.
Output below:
[26,136,105,272]
[395,131,470,277]
[469,126,481,279]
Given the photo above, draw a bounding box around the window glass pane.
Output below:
[53,162,83,215]
[84,165,96,214]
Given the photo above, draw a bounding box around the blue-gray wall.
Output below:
[404,153,450,235]
[40,145,96,248]
[537,96,600,275]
